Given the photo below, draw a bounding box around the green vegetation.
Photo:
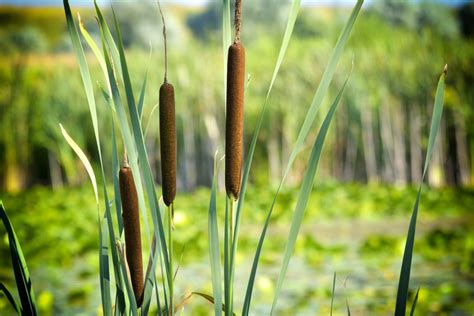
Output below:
[0,0,473,315]
[1,2,473,192]
[1,184,473,314]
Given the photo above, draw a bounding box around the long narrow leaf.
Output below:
[117,241,139,315]
[270,75,350,314]
[60,124,98,204]
[241,1,362,311]
[0,203,37,315]
[78,14,107,83]
[331,272,336,316]
[98,214,113,315]
[141,234,160,315]
[63,0,101,158]
[94,0,123,80]
[0,283,21,314]
[233,1,302,309]
[222,0,231,90]
[410,287,420,316]
[395,66,446,316]
[209,153,223,316]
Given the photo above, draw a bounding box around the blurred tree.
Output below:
[187,0,288,42]
[458,1,474,38]
[371,0,459,38]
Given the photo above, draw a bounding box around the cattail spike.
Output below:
[119,166,144,307]
[225,42,245,199]
[159,82,177,206]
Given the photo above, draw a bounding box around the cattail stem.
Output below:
[167,203,174,316]
[119,164,144,307]
[157,0,168,82]
[234,0,243,43]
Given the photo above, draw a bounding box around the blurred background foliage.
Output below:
[0,0,473,314]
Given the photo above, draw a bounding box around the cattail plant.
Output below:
[158,1,176,314]
[119,159,144,307]
[158,4,177,209]
[225,0,245,200]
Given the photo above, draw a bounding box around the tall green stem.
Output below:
[168,203,174,315]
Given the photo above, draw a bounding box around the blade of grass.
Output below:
[270,75,350,314]
[0,203,37,315]
[209,153,223,316]
[240,1,363,311]
[222,0,231,91]
[331,272,336,316]
[395,66,446,316]
[98,213,113,315]
[60,124,98,204]
[138,49,152,120]
[0,283,20,314]
[142,234,160,315]
[61,122,117,314]
[63,3,116,311]
[78,13,108,86]
[117,241,139,315]
[233,1,302,312]
[243,72,351,314]
[111,120,124,235]
[63,0,101,161]
[144,103,159,138]
[93,1,123,81]
[173,292,235,315]
[410,287,420,316]
[224,197,230,316]
[284,0,363,177]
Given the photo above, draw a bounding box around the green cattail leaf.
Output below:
[270,73,350,314]
[0,203,37,315]
[209,153,223,316]
[94,0,123,81]
[395,67,446,316]
[138,47,152,120]
[410,287,420,316]
[60,124,98,204]
[98,214,113,315]
[241,1,362,312]
[78,13,108,84]
[63,0,102,162]
[138,72,148,120]
[63,2,118,313]
[235,1,302,313]
[224,197,231,316]
[111,119,124,235]
[284,0,362,177]
[144,102,160,138]
[141,235,160,315]
[222,0,232,88]
[331,272,336,316]
[117,241,139,315]
[0,283,21,314]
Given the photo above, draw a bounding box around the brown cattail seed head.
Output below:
[159,81,177,206]
[119,166,144,307]
[225,42,245,199]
